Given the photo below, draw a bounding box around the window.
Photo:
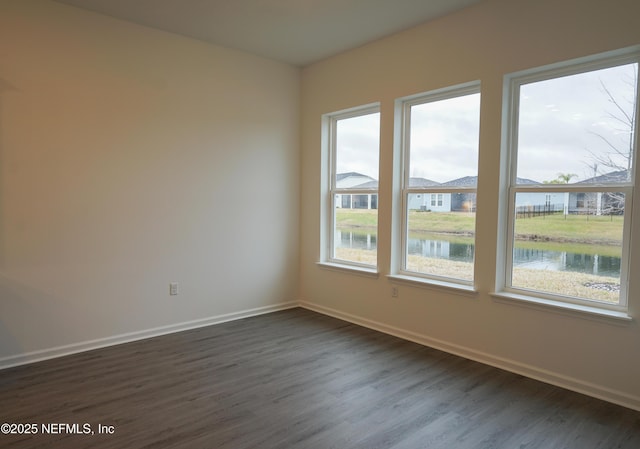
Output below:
[323,105,380,268]
[500,49,638,311]
[397,83,481,284]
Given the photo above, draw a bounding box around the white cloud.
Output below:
[517,62,636,182]
[333,62,637,185]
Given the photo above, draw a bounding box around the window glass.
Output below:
[335,114,380,181]
[331,110,380,267]
[409,94,480,185]
[517,64,636,184]
[505,56,637,307]
[512,191,625,303]
[403,89,481,283]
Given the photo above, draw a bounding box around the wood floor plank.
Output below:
[1,308,639,448]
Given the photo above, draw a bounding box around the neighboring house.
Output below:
[513,171,628,216]
[515,191,567,214]
[510,178,567,215]
[569,170,629,215]
[336,172,378,209]
[440,176,478,212]
[515,177,567,215]
[336,172,375,188]
[407,175,549,213]
[406,177,444,211]
[337,171,630,215]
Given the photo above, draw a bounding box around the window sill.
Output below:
[316,262,379,279]
[387,274,478,297]
[491,291,633,325]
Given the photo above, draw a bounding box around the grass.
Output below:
[334,208,623,302]
[336,209,624,246]
[514,213,623,245]
[407,210,476,235]
[335,209,378,229]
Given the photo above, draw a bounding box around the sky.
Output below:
[335,112,380,179]
[517,62,636,183]
[409,92,480,183]
[335,61,638,185]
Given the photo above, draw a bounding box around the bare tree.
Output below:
[586,66,638,215]
[588,65,637,182]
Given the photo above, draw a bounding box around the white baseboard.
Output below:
[300,300,640,412]
[0,301,298,370]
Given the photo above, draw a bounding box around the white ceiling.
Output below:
[54,0,482,66]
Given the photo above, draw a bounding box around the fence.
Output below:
[515,203,565,219]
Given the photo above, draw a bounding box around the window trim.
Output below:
[321,103,381,272]
[393,81,481,288]
[497,47,639,314]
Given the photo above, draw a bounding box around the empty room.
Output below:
[1,0,640,447]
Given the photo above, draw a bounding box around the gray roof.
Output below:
[577,169,629,184]
[353,180,378,188]
[434,175,538,187]
[440,176,477,187]
[409,177,440,187]
[336,172,374,182]
[516,177,539,185]
[353,177,440,188]
[336,173,549,188]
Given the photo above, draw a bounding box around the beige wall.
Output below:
[300,0,640,409]
[0,0,300,363]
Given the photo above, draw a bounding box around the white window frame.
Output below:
[393,82,481,289]
[320,103,380,274]
[497,48,639,315]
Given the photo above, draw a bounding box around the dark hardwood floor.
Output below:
[1,307,639,448]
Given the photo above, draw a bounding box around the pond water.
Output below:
[336,229,621,277]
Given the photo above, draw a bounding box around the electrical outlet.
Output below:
[169,282,179,296]
[391,286,398,298]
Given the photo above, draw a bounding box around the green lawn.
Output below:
[335,209,378,229]
[407,210,475,235]
[514,213,623,245]
[336,209,624,246]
